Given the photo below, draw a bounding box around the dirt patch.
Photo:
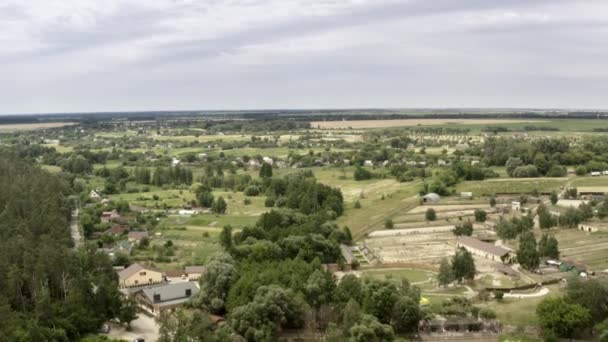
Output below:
[311,119,546,129]
[0,122,75,132]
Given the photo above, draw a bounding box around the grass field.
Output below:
[551,229,608,270]
[455,178,568,196]
[311,119,547,129]
[570,176,608,187]
[360,268,435,283]
[483,285,563,326]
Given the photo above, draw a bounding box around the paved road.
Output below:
[70,208,82,248]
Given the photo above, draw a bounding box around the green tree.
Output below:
[505,157,523,177]
[118,297,138,329]
[452,248,476,282]
[550,191,558,205]
[349,314,395,342]
[230,285,304,341]
[517,232,539,270]
[342,299,362,336]
[566,278,608,324]
[489,196,497,208]
[391,296,422,334]
[474,209,487,222]
[212,196,227,214]
[219,225,232,250]
[425,208,437,221]
[259,162,273,178]
[196,186,215,207]
[197,253,238,313]
[536,297,592,338]
[453,221,473,236]
[538,234,559,259]
[437,257,454,286]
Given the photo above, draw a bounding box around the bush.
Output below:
[264,197,275,207]
[243,198,252,205]
[575,165,588,176]
[244,185,261,196]
[384,218,394,229]
[426,208,437,221]
[354,200,362,209]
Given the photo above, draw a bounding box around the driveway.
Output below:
[107,314,159,342]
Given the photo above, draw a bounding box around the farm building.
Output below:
[511,201,521,211]
[100,209,121,223]
[460,192,473,199]
[118,263,163,288]
[422,193,441,203]
[134,282,199,316]
[578,224,600,233]
[128,230,149,244]
[184,266,206,281]
[105,224,126,237]
[89,189,101,199]
[456,236,511,262]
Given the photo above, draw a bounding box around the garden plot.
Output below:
[553,229,608,270]
[362,226,456,264]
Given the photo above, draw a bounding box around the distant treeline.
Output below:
[5,110,608,124]
[482,126,561,133]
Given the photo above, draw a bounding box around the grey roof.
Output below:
[423,193,440,201]
[457,236,510,257]
[185,266,206,274]
[140,282,199,305]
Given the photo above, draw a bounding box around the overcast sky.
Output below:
[1,0,608,114]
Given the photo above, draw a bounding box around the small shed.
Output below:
[422,193,441,203]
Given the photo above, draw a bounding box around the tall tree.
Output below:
[452,248,476,282]
[517,232,539,270]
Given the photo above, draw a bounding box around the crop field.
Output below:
[455,178,568,196]
[311,119,547,129]
[551,229,608,271]
[0,122,75,132]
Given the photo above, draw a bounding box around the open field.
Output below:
[551,229,608,271]
[311,119,547,129]
[455,178,568,196]
[0,122,75,132]
[361,268,435,283]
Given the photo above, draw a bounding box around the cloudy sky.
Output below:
[1,0,608,114]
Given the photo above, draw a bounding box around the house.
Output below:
[262,157,274,165]
[134,282,199,316]
[89,190,101,200]
[437,159,448,166]
[471,160,480,166]
[184,266,206,281]
[171,158,180,166]
[364,160,374,167]
[422,193,440,203]
[128,231,149,244]
[456,236,511,262]
[101,210,121,223]
[105,224,126,237]
[118,263,163,288]
[511,201,521,211]
[602,170,608,176]
[100,198,112,206]
[590,171,601,177]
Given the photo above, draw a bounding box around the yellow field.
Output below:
[311,119,546,129]
[0,122,75,132]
